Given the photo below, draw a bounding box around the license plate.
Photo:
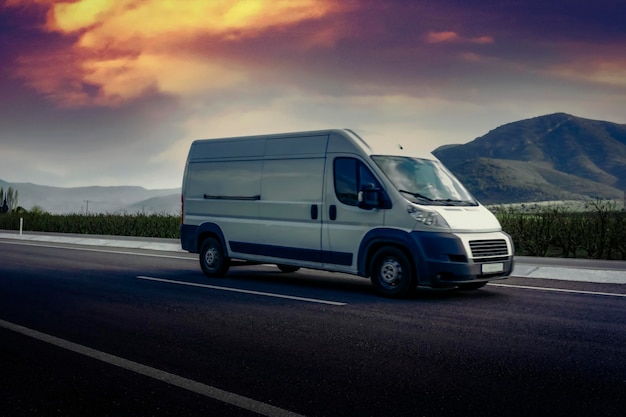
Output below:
[482,263,504,274]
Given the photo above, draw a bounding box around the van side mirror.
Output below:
[358,183,381,209]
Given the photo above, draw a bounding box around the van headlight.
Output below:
[407,205,450,229]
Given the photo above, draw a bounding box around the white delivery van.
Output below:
[180,129,514,297]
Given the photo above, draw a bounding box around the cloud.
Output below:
[544,53,626,88]
[553,65,626,88]
[14,50,92,107]
[426,30,494,45]
[4,0,350,107]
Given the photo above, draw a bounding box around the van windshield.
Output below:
[371,155,477,206]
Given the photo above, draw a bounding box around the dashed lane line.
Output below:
[0,318,306,417]
[137,275,348,306]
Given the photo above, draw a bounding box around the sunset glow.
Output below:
[6,0,344,106]
[1,0,625,189]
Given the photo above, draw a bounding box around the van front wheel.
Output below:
[370,247,416,298]
[199,237,230,277]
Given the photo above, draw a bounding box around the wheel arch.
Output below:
[357,228,425,282]
[195,222,228,255]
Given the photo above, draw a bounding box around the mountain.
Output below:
[0,180,180,214]
[433,113,626,204]
[125,194,181,214]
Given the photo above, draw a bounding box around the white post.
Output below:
[19,217,23,235]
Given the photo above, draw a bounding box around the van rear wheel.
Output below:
[370,247,416,298]
[199,237,230,277]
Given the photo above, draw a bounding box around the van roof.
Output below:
[192,129,438,160]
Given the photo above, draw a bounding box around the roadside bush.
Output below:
[606,209,626,260]
[0,212,179,239]
[2,202,625,260]
[494,200,626,260]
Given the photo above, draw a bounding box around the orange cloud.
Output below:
[15,50,93,107]
[51,0,341,48]
[426,31,461,43]
[426,30,494,45]
[4,0,55,5]
[548,59,626,88]
[5,0,347,107]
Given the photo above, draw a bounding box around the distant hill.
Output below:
[433,113,626,204]
[125,194,181,214]
[0,180,179,214]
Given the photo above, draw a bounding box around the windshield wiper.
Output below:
[400,190,477,206]
[433,198,478,206]
[399,189,433,202]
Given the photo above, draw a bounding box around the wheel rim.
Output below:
[379,257,403,288]
[204,247,220,270]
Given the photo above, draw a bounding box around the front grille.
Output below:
[469,239,508,258]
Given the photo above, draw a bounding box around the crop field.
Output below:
[1,201,625,260]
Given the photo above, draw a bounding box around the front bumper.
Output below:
[410,231,514,287]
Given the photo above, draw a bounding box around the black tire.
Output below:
[199,237,230,277]
[370,246,416,298]
[277,264,300,273]
[457,282,487,290]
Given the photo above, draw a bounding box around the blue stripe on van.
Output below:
[321,251,353,266]
[229,241,352,266]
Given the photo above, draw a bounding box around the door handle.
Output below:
[329,205,337,221]
[310,204,319,220]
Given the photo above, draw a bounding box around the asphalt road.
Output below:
[1,239,625,417]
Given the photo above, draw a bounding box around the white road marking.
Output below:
[0,240,192,260]
[489,283,626,298]
[0,318,306,417]
[3,240,347,305]
[137,275,347,306]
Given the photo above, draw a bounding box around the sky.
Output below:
[1,0,625,190]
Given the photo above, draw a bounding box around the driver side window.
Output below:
[334,158,380,206]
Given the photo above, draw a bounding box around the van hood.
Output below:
[430,205,502,232]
